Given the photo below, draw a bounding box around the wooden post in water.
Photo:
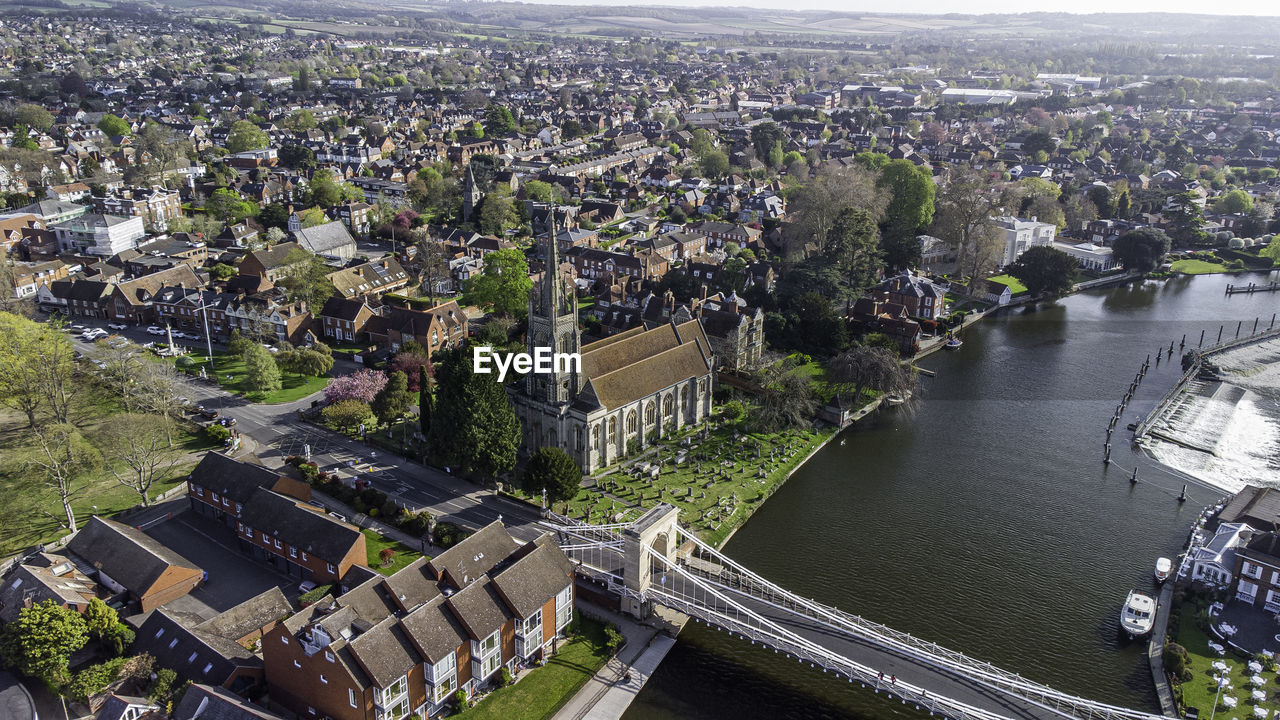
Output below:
[1237,321,1242,339]
[1104,443,1111,464]
[1218,325,1224,343]
[1254,317,1259,334]
[1178,485,1187,503]
[1130,468,1138,484]
[1199,329,1205,347]
[1180,334,1186,349]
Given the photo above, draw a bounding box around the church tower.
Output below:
[526,230,580,406]
[463,164,483,222]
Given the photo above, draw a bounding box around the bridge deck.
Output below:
[653,573,1069,720]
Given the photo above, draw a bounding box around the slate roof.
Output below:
[243,242,304,271]
[428,522,519,588]
[1219,485,1280,531]
[446,576,510,640]
[295,221,356,256]
[67,516,202,597]
[491,541,572,619]
[188,453,284,505]
[173,683,287,720]
[578,320,713,410]
[237,488,362,563]
[347,616,423,688]
[320,296,372,322]
[399,595,468,664]
[114,264,202,306]
[195,586,291,641]
[0,559,98,622]
[383,557,441,612]
[131,609,260,687]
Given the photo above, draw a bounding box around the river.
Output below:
[624,271,1280,720]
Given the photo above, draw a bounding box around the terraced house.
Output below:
[263,523,574,720]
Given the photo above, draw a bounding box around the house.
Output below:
[874,270,947,320]
[105,264,204,326]
[993,216,1056,267]
[1190,522,1252,587]
[918,234,955,270]
[96,694,162,720]
[327,257,410,299]
[368,301,468,356]
[66,516,204,613]
[1218,485,1280,530]
[1234,532,1280,612]
[319,296,378,343]
[686,221,762,250]
[173,683,288,720]
[337,201,373,236]
[235,487,367,584]
[92,187,182,231]
[261,522,573,720]
[239,242,307,284]
[0,554,99,622]
[1052,241,1116,272]
[293,221,357,261]
[979,280,1014,306]
[131,587,292,691]
[187,452,311,530]
[52,213,146,256]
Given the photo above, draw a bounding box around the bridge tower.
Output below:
[620,503,681,618]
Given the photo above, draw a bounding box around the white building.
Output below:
[993,216,1057,267]
[1191,522,1252,587]
[52,213,146,256]
[1053,241,1117,272]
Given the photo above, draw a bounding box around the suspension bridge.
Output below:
[543,504,1167,720]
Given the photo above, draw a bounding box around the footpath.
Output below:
[552,603,685,720]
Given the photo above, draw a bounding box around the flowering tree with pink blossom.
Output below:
[324,369,387,405]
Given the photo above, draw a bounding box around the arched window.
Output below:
[626,409,638,435]
[663,394,674,419]
[592,424,601,450]
[680,385,690,414]
[644,401,656,427]
[575,425,584,451]
[608,417,618,446]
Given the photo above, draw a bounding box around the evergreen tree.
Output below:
[419,366,433,437]
[371,371,411,424]
[521,447,582,509]
[427,349,520,480]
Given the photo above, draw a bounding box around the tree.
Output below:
[97,114,130,137]
[0,600,88,685]
[931,167,1017,283]
[827,345,918,405]
[461,247,532,320]
[391,351,434,392]
[750,122,786,166]
[277,248,335,312]
[751,364,818,432]
[427,348,521,480]
[277,348,333,378]
[561,119,584,139]
[1215,189,1253,215]
[98,414,185,506]
[1007,245,1078,299]
[278,144,316,171]
[419,366,434,438]
[83,598,119,641]
[1112,228,1172,273]
[322,399,373,433]
[483,105,516,136]
[14,104,53,133]
[283,109,317,133]
[243,344,282,395]
[0,313,75,426]
[131,362,187,445]
[787,165,888,257]
[825,207,882,312]
[225,120,268,153]
[521,447,581,508]
[878,159,936,269]
[477,186,518,236]
[699,150,730,178]
[1165,191,1206,246]
[325,369,388,405]
[411,233,450,303]
[204,187,256,223]
[27,423,99,532]
[371,370,412,425]
[522,180,554,203]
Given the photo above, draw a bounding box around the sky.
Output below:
[506,0,1279,17]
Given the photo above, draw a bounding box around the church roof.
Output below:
[579,320,713,410]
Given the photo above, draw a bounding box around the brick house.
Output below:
[319,296,377,343]
[327,257,410,300]
[687,220,762,249]
[239,242,307,284]
[367,302,468,355]
[91,186,182,231]
[105,264,204,325]
[1234,532,1280,612]
[66,516,204,613]
[262,523,573,720]
[187,452,312,529]
[235,488,365,585]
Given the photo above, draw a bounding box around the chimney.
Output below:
[700,284,708,301]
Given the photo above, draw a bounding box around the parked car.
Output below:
[217,417,236,427]
[196,405,218,420]
[146,326,166,336]
[107,322,126,330]
[298,580,317,594]
[170,331,187,340]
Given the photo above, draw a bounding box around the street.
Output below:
[68,324,547,542]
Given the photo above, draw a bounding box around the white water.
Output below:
[1147,337,1280,492]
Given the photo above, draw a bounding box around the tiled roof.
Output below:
[67,516,202,597]
[428,522,519,588]
[237,488,362,563]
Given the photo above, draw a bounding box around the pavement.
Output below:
[551,603,682,720]
[0,672,38,720]
[67,323,548,541]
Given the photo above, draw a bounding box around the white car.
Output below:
[170,331,187,340]
[82,328,107,340]
[146,326,166,336]
[107,323,126,330]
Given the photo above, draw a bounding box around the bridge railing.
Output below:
[641,544,1014,720]
[676,526,1163,720]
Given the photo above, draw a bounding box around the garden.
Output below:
[1168,597,1280,719]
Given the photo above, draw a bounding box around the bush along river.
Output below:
[624,271,1280,720]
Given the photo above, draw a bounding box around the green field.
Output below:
[987,274,1029,295]
[176,350,329,404]
[0,375,215,557]
[1171,611,1280,717]
[1171,259,1231,275]
[456,616,613,720]
[361,528,425,576]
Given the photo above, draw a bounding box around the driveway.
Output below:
[0,672,37,720]
[144,511,299,621]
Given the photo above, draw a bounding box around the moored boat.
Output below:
[944,337,963,350]
[1120,590,1156,638]
[1155,557,1172,583]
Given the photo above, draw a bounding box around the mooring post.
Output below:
[1237,321,1242,338]
[1178,484,1187,503]
[1199,329,1205,347]
[1104,443,1111,464]
[1130,468,1138,484]
[1180,334,1185,349]
[1254,317,1259,334]
[1218,325,1224,343]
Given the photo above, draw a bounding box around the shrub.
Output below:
[205,424,231,443]
[398,511,432,536]
[433,522,470,549]
[148,668,178,705]
[299,584,333,607]
[66,657,130,702]
[380,500,400,518]
[604,625,624,653]
[453,689,470,710]
[1164,642,1188,678]
[379,548,396,566]
[103,622,134,656]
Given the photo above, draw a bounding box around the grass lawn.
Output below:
[0,376,215,556]
[457,616,613,720]
[361,528,425,576]
[1171,259,1232,275]
[178,351,329,404]
[988,274,1029,295]
[518,419,833,548]
[1171,609,1280,716]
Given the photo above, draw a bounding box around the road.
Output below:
[0,672,38,720]
[69,323,547,542]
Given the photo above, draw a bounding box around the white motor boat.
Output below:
[1121,590,1157,638]
[1155,557,1172,583]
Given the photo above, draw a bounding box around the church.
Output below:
[510,236,716,473]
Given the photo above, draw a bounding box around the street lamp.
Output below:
[1210,663,1232,720]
